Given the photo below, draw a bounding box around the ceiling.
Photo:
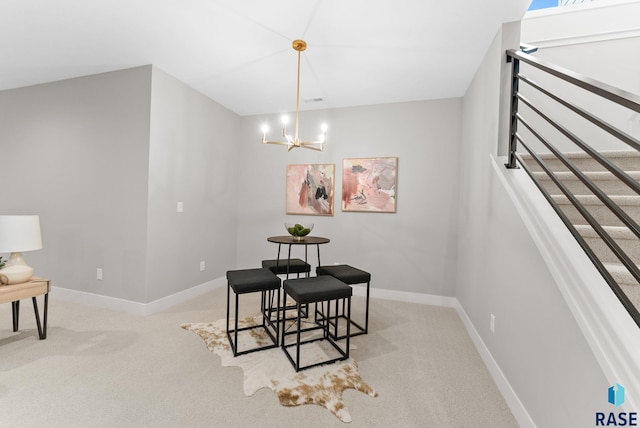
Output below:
[0,0,532,116]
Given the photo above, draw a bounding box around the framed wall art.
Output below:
[286,163,335,216]
[342,157,398,212]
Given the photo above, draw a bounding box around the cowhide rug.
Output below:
[181,316,377,423]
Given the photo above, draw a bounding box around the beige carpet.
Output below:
[182,316,377,423]
[0,286,518,427]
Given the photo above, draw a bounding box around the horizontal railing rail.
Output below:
[505,48,640,328]
[507,49,640,113]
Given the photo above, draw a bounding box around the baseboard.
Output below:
[356,285,458,307]
[51,277,226,316]
[454,301,536,428]
[50,279,457,316]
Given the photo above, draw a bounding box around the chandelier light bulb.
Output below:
[321,123,328,132]
[261,124,269,134]
[281,115,289,125]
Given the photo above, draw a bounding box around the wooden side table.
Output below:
[0,277,50,340]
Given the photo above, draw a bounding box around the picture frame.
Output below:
[286,163,335,216]
[342,157,398,213]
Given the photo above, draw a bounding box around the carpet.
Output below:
[182,316,378,423]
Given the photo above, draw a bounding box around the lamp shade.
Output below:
[0,215,43,253]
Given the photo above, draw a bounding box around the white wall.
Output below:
[145,67,240,302]
[0,66,152,302]
[235,100,462,297]
[457,23,609,426]
[518,0,640,152]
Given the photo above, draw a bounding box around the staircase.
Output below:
[521,151,640,312]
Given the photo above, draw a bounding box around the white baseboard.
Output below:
[51,277,226,316]
[50,280,453,315]
[454,301,536,428]
[358,285,458,307]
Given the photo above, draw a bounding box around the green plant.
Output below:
[0,256,5,270]
[287,223,311,237]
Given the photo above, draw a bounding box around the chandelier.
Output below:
[261,39,327,152]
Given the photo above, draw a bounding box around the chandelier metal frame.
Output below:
[261,39,327,152]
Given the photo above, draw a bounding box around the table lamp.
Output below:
[0,215,43,285]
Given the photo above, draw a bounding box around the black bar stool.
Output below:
[262,258,311,278]
[263,258,312,319]
[282,276,352,372]
[316,264,371,339]
[226,268,281,356]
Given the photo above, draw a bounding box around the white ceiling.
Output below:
[0,0,531,116]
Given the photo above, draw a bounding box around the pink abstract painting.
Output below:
[342,157,397,212]
[286,164,335,216]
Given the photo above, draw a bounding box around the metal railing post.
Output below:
[505,53,520,169]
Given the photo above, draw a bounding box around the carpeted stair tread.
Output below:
[521,151,640,172]
[574,224,637,239]
[532,170,640,181]
[523,150,640,160]
[602,263,640,310]
[550,195,640,227]
[552,194,640,206]
[574,225,640,264]
[531,170,640,196]
[602,262,640,286]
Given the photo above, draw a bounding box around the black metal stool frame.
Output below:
[282,290,351,372]
[316,265,370,340]
[320,292,367,340]
[226,277,281,357]
[263,258,310,321]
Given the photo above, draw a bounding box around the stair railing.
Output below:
[505,48,640,327]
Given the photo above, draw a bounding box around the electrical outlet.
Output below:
[177,202,184,213]
[199,261,205,271]
[97,268,103,280]
[490,314,496,333]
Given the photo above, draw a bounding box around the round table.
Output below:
[267,235,330,277]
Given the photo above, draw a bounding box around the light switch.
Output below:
[177,202,184,213]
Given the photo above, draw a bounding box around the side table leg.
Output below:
[12,301,20,332]
[43,294,49,339]
[32,296,47,340]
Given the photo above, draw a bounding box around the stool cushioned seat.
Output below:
[316,265,370,284]
[284,276,351,304]
[226,268,281,357]
[227,268,280,294]
[262,258,311,275]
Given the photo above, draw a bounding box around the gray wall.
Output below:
[0,63,462,303]
[0,66,152,302]
[456,23,608,426]
[235,100,462,297]
[0,65,241,303]
[145,67,240,302]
